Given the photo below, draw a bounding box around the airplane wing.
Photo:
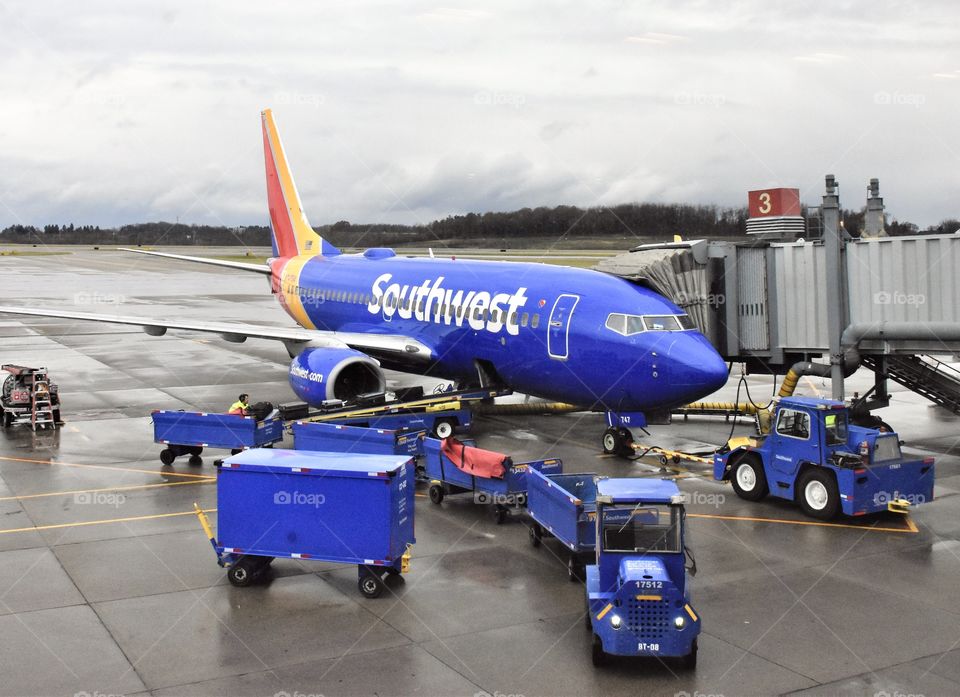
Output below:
[117,248,271,274]
[0,305,433,366]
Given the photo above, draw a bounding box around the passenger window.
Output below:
[776,408,810,439]
[509,312,517,325]
[531,314,540,329]
[521,312,529,327]
[605,313,626,335]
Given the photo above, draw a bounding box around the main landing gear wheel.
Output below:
[428,484,444,504]
[798,469,840,520]
[729,454,768,501]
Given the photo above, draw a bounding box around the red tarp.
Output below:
[441,437,510,480]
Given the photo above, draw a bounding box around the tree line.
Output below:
[0,203,953,246]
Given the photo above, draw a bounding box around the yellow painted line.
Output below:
[0,478,214,502]
[596,603,613,620]
[688,511,917,534]
[635,595,662,601]
[685,604,698,622]
[905,516,919,533]
[0,508,218,535]
[0,454,212,479]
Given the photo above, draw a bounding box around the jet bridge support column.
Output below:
[822,175,847,400]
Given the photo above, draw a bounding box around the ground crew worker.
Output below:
[228,393,250,415]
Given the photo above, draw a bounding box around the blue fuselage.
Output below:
[276,250,728,411]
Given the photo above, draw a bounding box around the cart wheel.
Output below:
[227,558,256,587]
[358,569,385,598]
[676,638,698,670]
[159,449,176,466]
[188,455,203,466]
[672,454,682,464]
[601,427,620,454]
[529,523,542,547]
[433,419,455,439]
[492,505,507,525]
[428,484,444,504]
[591,634,607,667]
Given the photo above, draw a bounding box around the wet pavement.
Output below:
[1,249,959,696]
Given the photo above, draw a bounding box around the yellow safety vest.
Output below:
[229,401,249,414]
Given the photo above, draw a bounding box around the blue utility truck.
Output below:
[527,470,700,668]
[714,396,935,519]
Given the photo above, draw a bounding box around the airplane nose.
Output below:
[667,333,728,402]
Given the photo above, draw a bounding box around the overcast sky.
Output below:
[0,1,957,230]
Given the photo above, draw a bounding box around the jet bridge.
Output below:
[595,177,960,414]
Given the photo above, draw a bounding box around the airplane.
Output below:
[0,109,728,439]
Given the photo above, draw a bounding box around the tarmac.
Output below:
[1,248,959,697]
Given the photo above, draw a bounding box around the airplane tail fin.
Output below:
[261,109,341,258]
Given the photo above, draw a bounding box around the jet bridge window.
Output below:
[776,408,810,439]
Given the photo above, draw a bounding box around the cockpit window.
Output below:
[625,316,645,335]
[643,315,681,331]
[605,313,626,334]
[605,312,693,336]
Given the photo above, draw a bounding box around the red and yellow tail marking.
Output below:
[262,109,322,257]
[279,256,316,329]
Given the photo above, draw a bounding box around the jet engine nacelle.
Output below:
[288,347,385,406]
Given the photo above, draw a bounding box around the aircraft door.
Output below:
[547,294,580,360]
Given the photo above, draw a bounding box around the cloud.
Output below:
[0,1,957,229]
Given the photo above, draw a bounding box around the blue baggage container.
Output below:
[198,448,415,598]
[526,469,598,579]
[152,409,284,466]
[422,437,562,523]
[292,420,424,457]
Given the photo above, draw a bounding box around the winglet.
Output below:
[261,109,340,258]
